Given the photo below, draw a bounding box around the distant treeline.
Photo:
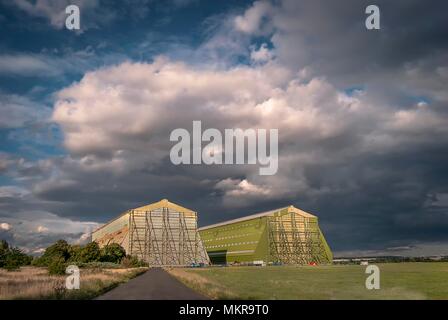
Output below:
[0,239,146,274]
[333,256,448,264]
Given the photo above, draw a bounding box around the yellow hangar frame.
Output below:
[91,199,209,266]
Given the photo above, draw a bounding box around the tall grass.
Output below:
[0,266,147,300]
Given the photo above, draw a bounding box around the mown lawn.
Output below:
[168,262,448,300]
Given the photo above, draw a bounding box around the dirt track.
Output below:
[96,268,207,300]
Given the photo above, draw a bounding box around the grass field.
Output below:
[168,262,448,300]
[0,266,147,299]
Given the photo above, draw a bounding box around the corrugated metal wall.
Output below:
[200,217,268,264]
[92,213,130,251]
[199,207,333,265]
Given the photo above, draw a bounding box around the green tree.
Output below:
[0,240,8,267]
[68,244,82,263]
[45,240,71,260]
[78,242,100,263]
[32,239,71,267]
[0,240,9,251]
[48,257,66,275]
[4,247,30,270]
[0,241,32,270]
[100,243,126,263]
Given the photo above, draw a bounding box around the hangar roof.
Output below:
[133,198,195,214]
[92,198,195,235]
[198,205,316,231]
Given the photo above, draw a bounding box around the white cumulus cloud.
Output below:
[0,222,11,231]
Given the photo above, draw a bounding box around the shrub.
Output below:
[100,243,126,263]
[31,256,47,267]
[68,245,82,262]
[79,261,122,269]
[0,240,8,268]
[4,253,21,271]
[0,240,9,250]
[45,240,71,260]
[8,247,32,265]
[33,240,107,267]
[48,257,66,275]
[121,255,147,268]
[0,240,32,270]
[34,239,71,267]
[78,242,100,263]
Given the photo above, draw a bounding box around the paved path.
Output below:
[96,268,208,300]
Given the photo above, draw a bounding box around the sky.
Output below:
[0,0,447,257]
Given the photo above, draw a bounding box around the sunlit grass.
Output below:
[168,262,448,300]
[0,266,147,299]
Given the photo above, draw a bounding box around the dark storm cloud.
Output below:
[0,228,14,244]
[305,143,448,250]
[19,55,448,253]
[1,0,447,255]
[269,0,448,88]
[236,0,448,252]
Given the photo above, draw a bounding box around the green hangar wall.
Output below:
[199,206,332,265]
